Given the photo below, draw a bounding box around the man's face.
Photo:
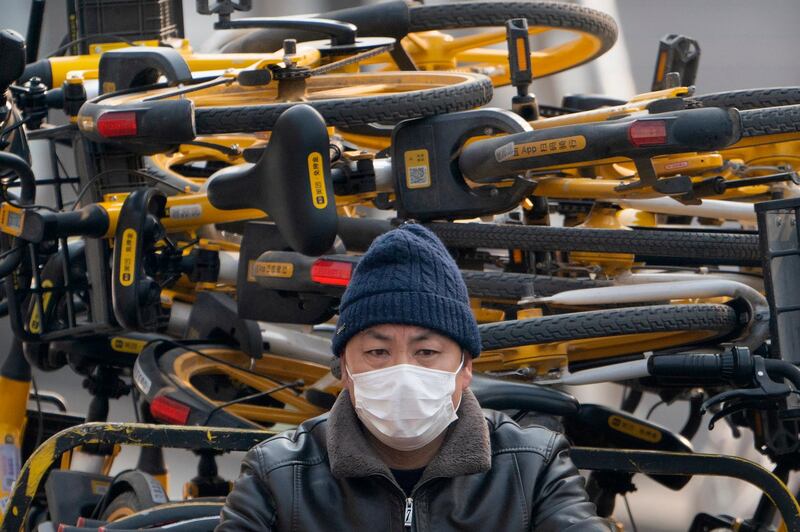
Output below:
[341,323,473,409]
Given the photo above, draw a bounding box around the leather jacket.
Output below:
[217,389,610,531]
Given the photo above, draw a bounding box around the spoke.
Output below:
[445,27,549,55]
[445,29,504,54]
[456,48,544,63]
[456,32,601,78]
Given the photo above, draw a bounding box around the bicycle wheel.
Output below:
[223,2,618,83]
[80,71,492,137]
[404,2,618,80]
[102,491,152,522]
[739,104,800,138]
[193,72,492,133]
[692,87,800,110]
[426,222,760,266]
[461,270,610,300]
[138,343,335,429]
[478,304,739,368]
[480,304,739,350]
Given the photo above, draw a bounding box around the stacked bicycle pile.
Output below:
[2,0,800,530]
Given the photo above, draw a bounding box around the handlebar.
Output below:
[648,347,800,399]
[0,151,36,278]
[15,205,109,243]
[647,346,755,387]
[214,17,359,46]
[218,1,411,53]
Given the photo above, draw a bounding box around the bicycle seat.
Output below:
[206,104,337,256]
[0,29,26,93]
[471,374,579,416]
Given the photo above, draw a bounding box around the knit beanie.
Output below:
[331,223,481,358]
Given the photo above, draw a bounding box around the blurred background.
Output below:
[2,1,800,530]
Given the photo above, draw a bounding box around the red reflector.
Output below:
[311,259,353,286]
[628,119,667,147]
[96,111,138,138]
[150,395,191,425]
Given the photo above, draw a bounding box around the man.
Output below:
[217,224,609,531]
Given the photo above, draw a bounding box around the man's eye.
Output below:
[366,349,390,357]
[416,349,439,357]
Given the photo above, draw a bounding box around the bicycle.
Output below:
[21,1,618,91]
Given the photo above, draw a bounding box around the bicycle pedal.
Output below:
[651,34,701,91]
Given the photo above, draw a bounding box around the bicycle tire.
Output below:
[101,491,157,522]
[138,343,331,429]
[462,270,611,300]
[692,87,800,110]
[408,2,618,74]
[426,223,760,265]
[739,104,800,138]
[222,2,617,79]
[480,304,738,350]
[194,73,492,133]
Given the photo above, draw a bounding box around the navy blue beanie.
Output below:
[332,223,481,358]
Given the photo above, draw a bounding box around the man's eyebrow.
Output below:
[362,329,392,341]
[410,332,436,342]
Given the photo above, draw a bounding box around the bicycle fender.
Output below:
[391,108,535,220]
[98,46,192,94]
[111,188,167,331]
[459,106,742,182]
[236,222,338,324]
[184,292,263,359]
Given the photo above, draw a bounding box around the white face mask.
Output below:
[347,356,464,452]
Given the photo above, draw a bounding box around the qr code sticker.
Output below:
[408,165,430,187]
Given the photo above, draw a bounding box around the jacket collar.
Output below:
[326,388,491,481]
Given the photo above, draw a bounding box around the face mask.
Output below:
[347,356,464,452]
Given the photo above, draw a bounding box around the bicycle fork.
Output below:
[0,339,30,511]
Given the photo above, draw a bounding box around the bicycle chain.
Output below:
[273,44,394,80]
[308,44,395,76]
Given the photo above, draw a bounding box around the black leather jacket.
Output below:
[217,389,610,531]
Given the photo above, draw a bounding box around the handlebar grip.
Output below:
[647,346,754,386]
[20,205,109,243]
[459,107,742,182]
[647,353,725,380]
[336,216,393,252]
[216,17,358,45]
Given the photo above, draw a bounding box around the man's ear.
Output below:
[461,355,473,389]
[338,353,348,385]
